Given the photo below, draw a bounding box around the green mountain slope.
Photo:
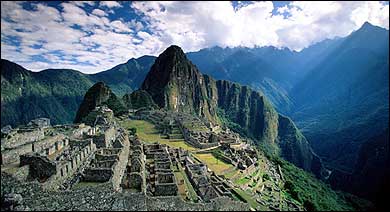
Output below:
[1,56,154,127]
[1,59,94,127]
[291,22,389,172]
[74,82,126,124]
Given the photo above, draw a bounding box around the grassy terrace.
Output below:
[119,119,196,151]
[233,188,266,210]
[175,163,199,202]
[193,153,234,175]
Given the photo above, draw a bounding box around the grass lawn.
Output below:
[223,167,241,179]
[235,176,251,185]
[233,188,264,210]
[174,171,187,200]
[119,119,196,151]
[177,164,198,202]
[193,153,234,175]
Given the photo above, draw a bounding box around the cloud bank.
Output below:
[1,1,388,73]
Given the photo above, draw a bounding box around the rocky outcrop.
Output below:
[74,82,126,123]
[139,45,323,175]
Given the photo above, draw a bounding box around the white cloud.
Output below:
[110,20,133,33]
[132,1,389,52]
[1,1,389,74]
[99,1,122,8]
[72,1,96,7]
[91,9,107,17]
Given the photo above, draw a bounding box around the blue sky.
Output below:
[1,1,389,73]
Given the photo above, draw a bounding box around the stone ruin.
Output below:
[1,119,92,166]
[82,148,121,182]
[20,138,96,189]
[219,143,258,171]
[27,118,51,128]
[121,137,146,192]
[184,159,234,202]
[144,143,178,197]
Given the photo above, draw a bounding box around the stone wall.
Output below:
[1,128,44,150]
[83,168,114,182]
[111,133,129,191]
[1,134,67,165]
[154,183,178,196]
[154,172,178,196]
[19,153,57,180]
[42,139,96,190]
[2,143,33,165]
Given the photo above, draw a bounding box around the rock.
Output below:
[1,125,12,135]
[2,193,23,210]
[27,118,51,128]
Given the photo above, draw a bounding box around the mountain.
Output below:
[122,90,158,110]
[352,128,389,202]
[327,128,389,209]
[90,55,155,96]
[74,82,126,124]
[290,22,389,172]
[139,45,323,175]
[187,46,296,114]
[1,59,94,127]
[1,56,154,127]
[141,45,219,123]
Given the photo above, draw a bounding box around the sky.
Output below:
[1,1,389,74]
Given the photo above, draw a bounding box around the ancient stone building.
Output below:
[82,148,122,182]
[184,160,234,202]
[20,138,96,189]
[144,143,178,197]
[122,137,146,192]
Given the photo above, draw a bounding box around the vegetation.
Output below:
[193,153,233,175]
[1,57,154,127]
[122,90,158,109]
[216,108,249,138]
[273,157,357,211]
[119,119,196,151]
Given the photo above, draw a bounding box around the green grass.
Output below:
[223,168,240,179]
[193,153,233,175]
[233,188,264,210]
[119,119,196,151]
[177,164,198,202]
[235,176,251,185]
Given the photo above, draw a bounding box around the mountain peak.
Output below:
[141,45,197,86]
[360,21,375,30]
[357,21,387,33]
[140,45,217,119]
[158,45,187,62]
[74,81,126,124]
